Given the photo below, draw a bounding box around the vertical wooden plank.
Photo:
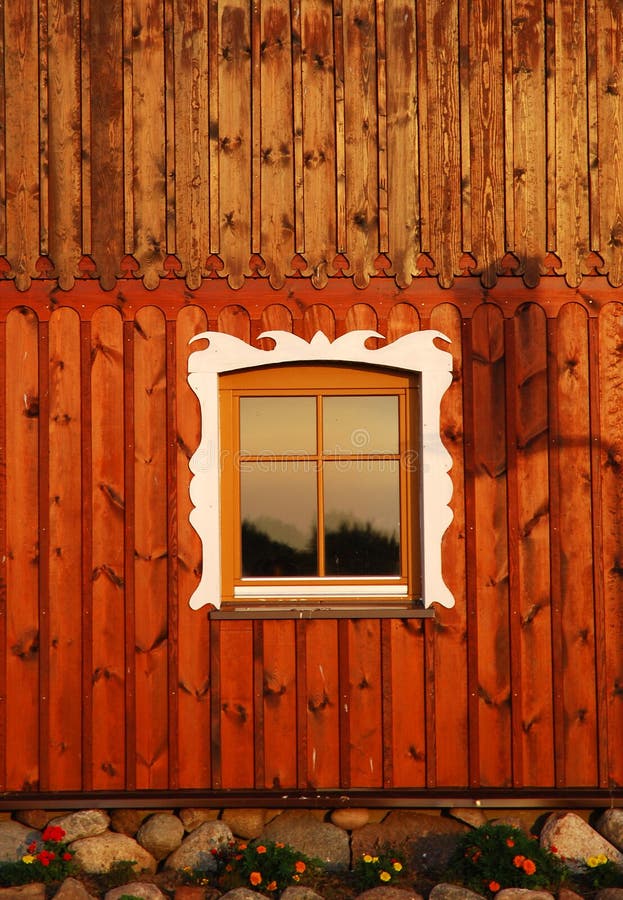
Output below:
[217,305,251,342]
[173,0,209,288]
[550,303,597,785]
[343,619,383,787]
[47,309,82,788]
[166,320,178,788]
[80,0,92,256]
[123,319,136,788]
[387,619,426,787]
[375,0,387,253]
[0,0,6,255]
[597,303,623,787]
[260,0,295,287]
[0,318,5,790]
[38,321,50,791]
[219,621,255,787]
[510,0,547,286]
[291,0,304,254]
[5,308,40,789]
[262,620,298,788]
[305,620,340,787]
[344,302,377,333]
[467,0,504,287]
[90,307,126,789]
[509,304,554,786]
[384,0,419,286]
[342,0,378,286]
[299,0,337,285]
[47,0,83,289]
[131,0,166,287]
[251,0,261,255]
[429,302,469,787]
[302,304,336,341]
[422,0,461,286]
[176,306,211,789]
[80,320,93,791]
[553,0,589,285]
[471,303,511,787]
[386,303,420,340]
[90,0,124,289]
[219,0,252,287]
[164,0,175,254]
[39,1,49,258]
[545,0,556,254]
[4,0,40,288]
[334,0,346,253]
[133,306,169,789]
[594,3,623,285]
[208,0,220,253]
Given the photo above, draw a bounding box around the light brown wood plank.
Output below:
[133,306,169,788]
[262,621,298,788]
[260,0,295,287]
[47,0,83,289]
[305,620,340,787]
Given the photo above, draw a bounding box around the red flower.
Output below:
[489,882,500,892]
[27,842,37,854]
[513,855,526,868]
[256,845,267,854]
[62,852,72,861]
[522,859,536,875]
[506,838,515,847]
[42,826,65,843]
[550,845,558,854]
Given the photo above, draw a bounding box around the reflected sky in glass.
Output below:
[240,396,316,454]
[323,396,399,454]
[323,460,400,575]
[241,462,317,575]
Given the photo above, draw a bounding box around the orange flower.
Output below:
[292,875,300,882]
[506,838,515,847]
[256,846,267,854]
[513,855,526,868]
[294,860,306,873]
[522,859,536,875]
[250,872,262,886]
[489,882,500,893]
[239,843,248,851]
[267,882,277,891]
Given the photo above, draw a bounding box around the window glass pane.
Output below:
[323,396,399,454]
[323,460,400,575]
[241,462,317,575]
[240,397,316,454]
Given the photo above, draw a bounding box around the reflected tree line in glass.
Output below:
[239,394,402,578]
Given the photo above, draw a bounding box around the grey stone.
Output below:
[14,811,64,831]
[260,810,350,871]
[110,811,172,838]
[330,809,370,831]
[351,812,467,874]
[428,885,485,900]
[495,891,554,900]
[105,882,168,900]
[164,820,234,871]
[53,877,98,900]
[178,810,221,833]
[447,809,488,830]
[595,891,623,900]
[69,832,157,875]
[280,887,326,900]
[356,888,424,900]
[49,810,111,843]
[0,821,39,863]
[594,810,623,853]
[219,890,270,900]
[136,814,184,861]
[221,810,269,840]
[539,812,623,872]
[0,886,45,900]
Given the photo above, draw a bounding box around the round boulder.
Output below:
[259,810,350,871]
[0,820,39,862]
[49,809,111,842]
[222,809,270,840]
[329,809,370,831]
[164,820,234,871]
[137,813,184,861]
[69,831,157,874]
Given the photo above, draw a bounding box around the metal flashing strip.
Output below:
[209,604,435,620]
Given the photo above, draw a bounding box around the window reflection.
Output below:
[241,462,317,575]
[240,396,316,454]
[323,396,399,454]
[323,460,400,575]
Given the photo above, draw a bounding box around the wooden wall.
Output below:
[1,287,622,796]
[1,0,623,294]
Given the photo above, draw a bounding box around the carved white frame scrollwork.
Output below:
[187,329,455,610]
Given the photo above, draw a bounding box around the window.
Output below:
[187,329,455,616]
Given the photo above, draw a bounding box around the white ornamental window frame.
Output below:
[187,329,455,611]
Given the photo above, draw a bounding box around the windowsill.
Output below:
[209,602,435,620]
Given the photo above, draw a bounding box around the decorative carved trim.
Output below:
[187,329,455,612]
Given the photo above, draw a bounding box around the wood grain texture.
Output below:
[90,307,126,789]
[261,621,298,788]
[47,309,82,788]
[304,620,340,787]
[343,620,383,787]
[5,308,40,789]
[133,306,169,788]
[218,621,255,788]
[387,620,426,787]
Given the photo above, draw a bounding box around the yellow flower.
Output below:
[380,871,391,882]
[372,856,379,864]
[597,854,608,865]
[363,854,373,863]
[392,862,403,872]
[587,857,600,868]
[22,855,35,865]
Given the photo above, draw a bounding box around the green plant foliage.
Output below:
[87,860,140,892]
[351,848,406,891]
[574,854,623,892]
[447,823,567,897]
